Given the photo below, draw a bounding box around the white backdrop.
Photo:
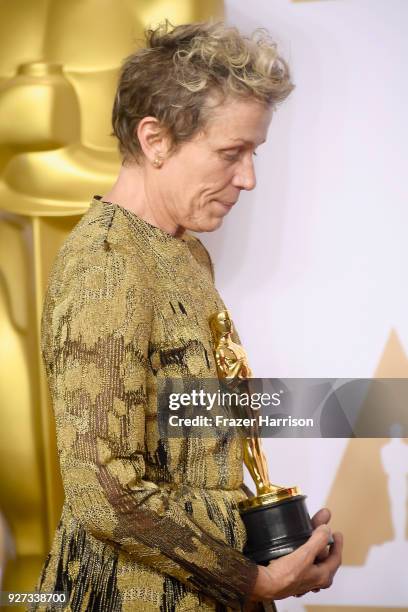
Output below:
[200,1,408,610]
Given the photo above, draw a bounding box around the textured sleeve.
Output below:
[42,244,258,610]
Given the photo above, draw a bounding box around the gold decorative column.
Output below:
[0,0,223,591]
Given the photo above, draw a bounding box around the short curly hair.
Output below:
[111,21,294,163]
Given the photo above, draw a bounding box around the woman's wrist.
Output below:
[248,565,273,602]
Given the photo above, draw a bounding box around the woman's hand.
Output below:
[246,508,343,605]
[310,507,334,564]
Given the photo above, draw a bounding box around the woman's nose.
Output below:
[232,156,256,191]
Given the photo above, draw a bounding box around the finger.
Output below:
[310,532,343,588]
[311,507,331,528]
[296,525,332,563]
[319,532,343,575]
[296,589,322,596]
[315,546,330,562]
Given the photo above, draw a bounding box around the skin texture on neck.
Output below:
[102,97,273,236]
[101,162,186,237]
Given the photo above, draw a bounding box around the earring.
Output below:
[153,157,163,168]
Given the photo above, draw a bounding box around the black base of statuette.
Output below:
[240,495,313,565]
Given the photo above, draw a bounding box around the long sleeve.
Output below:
[42,242,259,610]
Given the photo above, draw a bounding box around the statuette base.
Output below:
[239,494,313,565]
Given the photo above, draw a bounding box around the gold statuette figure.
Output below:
[209,310,299,501]
[209,310,312,564]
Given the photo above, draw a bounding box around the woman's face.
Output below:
[159,97,273,233]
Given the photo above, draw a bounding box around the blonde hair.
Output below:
[112,21,294,163]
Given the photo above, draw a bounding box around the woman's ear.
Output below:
[136,116,172,166]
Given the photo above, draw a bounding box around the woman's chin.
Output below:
[201,215,224,232]
[187,212,226,233]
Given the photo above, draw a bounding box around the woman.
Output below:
[34,22,342,611]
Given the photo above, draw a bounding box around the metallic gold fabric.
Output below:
[32,196,259,611]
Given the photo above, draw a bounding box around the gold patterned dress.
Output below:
[33,195,261,611]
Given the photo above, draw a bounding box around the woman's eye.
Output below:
[222,150,240,161]
[221,149,258,161]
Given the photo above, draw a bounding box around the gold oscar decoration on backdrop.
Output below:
[209,310,314,564]
[306,330,408,611]
[0,0,223,592]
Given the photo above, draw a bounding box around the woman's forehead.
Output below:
[203,99,273,143]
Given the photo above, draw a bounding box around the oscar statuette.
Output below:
[209,310,313,565]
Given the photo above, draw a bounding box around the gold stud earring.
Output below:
[153,157,162,168]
